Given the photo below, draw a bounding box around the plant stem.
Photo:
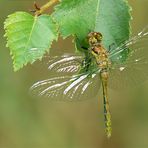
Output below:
[35,0,59,16]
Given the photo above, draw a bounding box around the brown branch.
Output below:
[35,0,59,16]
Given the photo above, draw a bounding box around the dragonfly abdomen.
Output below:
[101,71,112,138]
[103,97,112,138]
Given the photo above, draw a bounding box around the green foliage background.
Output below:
[4,0,131,71]
[0,0,148,148]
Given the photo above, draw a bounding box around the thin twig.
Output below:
[35,0,59,16]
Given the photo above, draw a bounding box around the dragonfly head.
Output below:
[87,32,103,46]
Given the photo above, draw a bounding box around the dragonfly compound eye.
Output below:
[87,32,103,45]
[96,32,103,41]
[95,32,103,39]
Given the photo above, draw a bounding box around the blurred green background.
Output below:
[0,0,148,148]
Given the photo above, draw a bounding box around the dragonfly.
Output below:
[30,26,148,138]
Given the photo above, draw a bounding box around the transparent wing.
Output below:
[108,26,148,89]
[30,71,101,101]
[28,51,90,74]
[43,53,98,75]
[46,54,84,73]
[109,26,148,63]
[27,48,85,74]
[29,47,100,101]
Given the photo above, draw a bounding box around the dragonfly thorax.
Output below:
[90,44,111,70]
[87,31,111,70]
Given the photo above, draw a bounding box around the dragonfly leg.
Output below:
[81,46,88,50]
[108,43,116,53]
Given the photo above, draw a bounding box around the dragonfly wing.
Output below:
[27,47,85,74]
[109,26,148,64]
[30,72,101,101]
[46,54,84,73]
[108,27,148,89]
[109,62,148,90]
[32,53,84,74]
